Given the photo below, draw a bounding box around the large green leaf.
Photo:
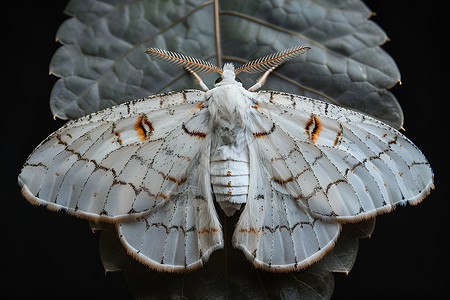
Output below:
[50,0,402,128]
[50,0,398,297]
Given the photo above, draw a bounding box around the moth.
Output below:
[19,45,434,272]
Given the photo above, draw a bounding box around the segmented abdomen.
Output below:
[210,159,249,216]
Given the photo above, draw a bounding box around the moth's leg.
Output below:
[186,68,209,91]
[248,67,276,92]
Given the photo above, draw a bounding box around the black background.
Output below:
[4,1,447,299]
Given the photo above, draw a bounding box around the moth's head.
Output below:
[214,63,242,87]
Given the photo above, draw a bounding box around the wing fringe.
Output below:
[146,48,223,74]
[235,45,311,75]
[233,225,341,272]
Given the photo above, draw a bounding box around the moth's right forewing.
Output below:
[252,91,434,222]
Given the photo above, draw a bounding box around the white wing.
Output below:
[233,107,340,271]
[117,143,223,272]
[19,90,223,270]
[234,91,433,271]
[252,91,434,222]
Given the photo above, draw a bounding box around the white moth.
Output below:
[19,45,434,272]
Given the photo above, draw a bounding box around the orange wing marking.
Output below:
[305,114,321,143]
[134,115,154,141]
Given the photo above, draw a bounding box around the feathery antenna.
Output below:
[145,48,223,74]
[235,45,311,75]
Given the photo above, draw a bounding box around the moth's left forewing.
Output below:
[252,91,434,222]
[19,90,208,221]
[20,89,224,271]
